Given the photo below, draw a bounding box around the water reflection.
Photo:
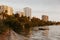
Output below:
[8,25,60,40]
[23,26,50,40]
[40,30,50,40]
[42,30,49,36]
[23,27,32,40]
[28,25,60,40]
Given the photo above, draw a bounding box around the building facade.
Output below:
[24,7,31,18]
[0,5,13,15]
[7,7,13,15]
[20,11,25,17]
[42,15,48,22]
[18,11,25,17]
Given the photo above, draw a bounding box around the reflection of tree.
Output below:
[41,29,49,40]
[42,30,49,37]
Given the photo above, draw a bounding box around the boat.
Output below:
[39,26,49,30]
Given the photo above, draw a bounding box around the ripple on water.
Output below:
[7,25,60,40]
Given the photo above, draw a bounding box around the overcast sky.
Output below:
[0,0,60,21]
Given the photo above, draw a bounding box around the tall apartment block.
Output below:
[24,7,31,18]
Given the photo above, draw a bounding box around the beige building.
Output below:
[7,7,13,15]
[42,15,48,22]
[24,7,31,18]
[19,11,25,17]
[17,11,25,17]
[0,5,13,19]
[0,5,13,15]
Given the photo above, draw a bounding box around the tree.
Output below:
[4,16,23,34]
[14,13,19,18]
[31,17,40,27]
[0,20,9,34]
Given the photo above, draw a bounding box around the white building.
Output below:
[24,7,31,18]
[0,5,13,15]
[42,15,49,22]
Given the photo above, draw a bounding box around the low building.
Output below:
[19,11,25,17]
[42,15,49,22]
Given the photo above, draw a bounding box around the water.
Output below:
[28,25,60,40]
[1,25,60,40]
[10,25,60,40]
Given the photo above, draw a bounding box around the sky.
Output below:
[0,0,60,21]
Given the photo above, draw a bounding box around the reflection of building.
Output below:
[42,15,48,22]
[42,30,49,37]
[24,7,31,18]
[0,5,13,15]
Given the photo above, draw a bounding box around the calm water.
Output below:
[9,25,60,40]
[24,25,60,40]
